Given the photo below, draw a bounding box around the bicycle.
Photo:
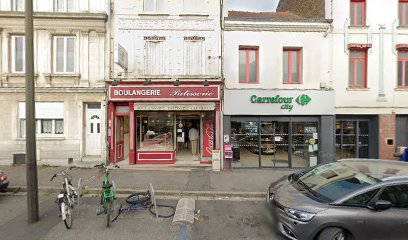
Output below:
[50,166,83,229]
[94,163,118,228]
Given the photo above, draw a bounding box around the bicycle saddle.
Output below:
[102,183,112,189]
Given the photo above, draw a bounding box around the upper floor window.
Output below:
[398,50,408,88]
[144,36,166,75]
[12,0,24,11]
[400,0,408,26]
[54,0,75,12]
[350,0,366,26]
[183,0,206,12]
[184,37,205,75]
[349,50,367,88]
[11,35,25,73]
[283,48,302,84]
[239,47,258,83]
[144,0,164,12]
[53,36,75,73]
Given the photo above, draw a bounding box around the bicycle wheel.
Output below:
[61,201,72,229]
[126,192,151,205]
[105,199,112,228]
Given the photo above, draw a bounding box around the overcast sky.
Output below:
[228,0,279,12]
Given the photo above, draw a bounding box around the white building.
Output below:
[0,0,110,165]
[223,11,335,168]
[326,0,408,160]
[107,0,222,165]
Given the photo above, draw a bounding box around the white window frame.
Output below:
[11,35,25,73]
[54,0,75,12]
[143,0,165,12]
[12,0,25,11]
[53,36,76,73]
[18,102,64,138]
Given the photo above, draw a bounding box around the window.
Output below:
[11,35,25,73]
[54,0,75,12]
[336,120,369,160]
[184,37,205,75]
[349,50,367,88]
[12,0,24,11]
[350,0,366,26]
[18,102,64,138]
[344,189,379,206]
[145,38,165,75]
[283,48,302,84]
[239,47,258,83]
[183,0,206,12]
[398,51,408,88]
[400,0,408,26]
[378,185,408,209]
[143,0,164,12]
[53,36,75,73]
[136,112,174,151]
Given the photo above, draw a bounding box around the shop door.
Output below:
[86,108,101,156]
[260,121,290,167]
[175,113,201,162]
[116,116,125,161]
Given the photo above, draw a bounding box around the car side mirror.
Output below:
[370,200,393,211]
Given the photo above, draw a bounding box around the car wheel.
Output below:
[318,227,347,240]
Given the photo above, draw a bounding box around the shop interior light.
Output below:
[174,79,180,86]
[144,79,150,86]
[204,79,209,86]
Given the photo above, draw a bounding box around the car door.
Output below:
[363,184,408,240]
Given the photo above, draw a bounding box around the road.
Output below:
[0,193,284,240]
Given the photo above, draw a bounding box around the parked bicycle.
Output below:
[50,166,83,229]
[94,163,119,227]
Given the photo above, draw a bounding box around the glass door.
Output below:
[230,120,260,168]
[260,121,290,167]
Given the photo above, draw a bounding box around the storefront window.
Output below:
[260,121,289,167]
[292,122,319,168]
[230,120,259,167]
[336,120,369,160]
[137,112,174,151]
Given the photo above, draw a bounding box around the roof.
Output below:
[225,11,331,24]
[228,11,299,19]
[277,0,325,18]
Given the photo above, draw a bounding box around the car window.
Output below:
[378,185,408,209]
[295,162,381,202]
[343,189,379,206]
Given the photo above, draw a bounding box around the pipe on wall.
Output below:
[377,24,387,102]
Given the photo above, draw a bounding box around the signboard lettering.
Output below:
[250,94,312,111]
[109,86,220,101]
[203,120,214,157]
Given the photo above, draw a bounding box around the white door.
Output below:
[86,109,101,155]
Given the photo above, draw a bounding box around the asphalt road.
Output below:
[0,193,284,240]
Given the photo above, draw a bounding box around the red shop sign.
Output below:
[203,120,214,157]
[109,86,220,101]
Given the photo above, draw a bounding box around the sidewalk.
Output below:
[0,164,295,199]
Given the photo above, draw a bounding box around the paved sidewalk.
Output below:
[0,164,295,197]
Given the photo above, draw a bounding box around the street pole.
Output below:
[25,0,39,223]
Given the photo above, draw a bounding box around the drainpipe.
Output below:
[377,24,387,102]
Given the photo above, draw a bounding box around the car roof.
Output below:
[337,159,408,181]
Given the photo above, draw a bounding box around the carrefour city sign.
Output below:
[250,94,312,111]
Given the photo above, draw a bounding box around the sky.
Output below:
[228,0,279,12]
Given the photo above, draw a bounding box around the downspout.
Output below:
[377,24,387,102]
[220,0,224,170]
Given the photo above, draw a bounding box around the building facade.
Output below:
[223,11,335,168]
[0,0,109,165]
[326,0,408,160]
[109,0,222,165]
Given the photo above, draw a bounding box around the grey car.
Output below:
[266,159,408,240]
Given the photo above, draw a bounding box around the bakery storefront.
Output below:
[223,89,335,168]
[107,84,221,165]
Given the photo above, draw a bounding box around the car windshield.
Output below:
[294,162,381,202]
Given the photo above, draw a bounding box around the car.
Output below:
[266,159,408,240]
[0,170,9,192]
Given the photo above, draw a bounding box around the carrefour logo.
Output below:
[250,94,312,111]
